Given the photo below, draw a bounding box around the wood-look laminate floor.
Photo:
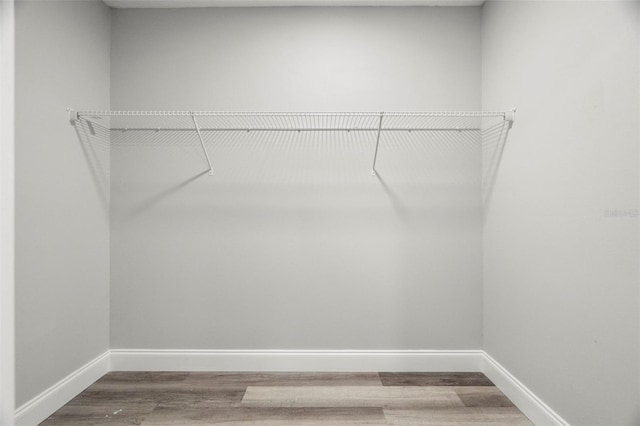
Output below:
[40,372,533,425]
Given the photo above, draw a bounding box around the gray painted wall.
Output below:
[482,1,640,424]
[0,0,16,422]
[15,0,110,407]
[109,7,484,350]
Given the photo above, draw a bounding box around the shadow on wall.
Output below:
[73,118,110,218]
[482,119,512,212]
[105,114,483,180]
[104,122,485,226]
[374,172,409,220]
[70,111,516,226]
[124,170,210,220]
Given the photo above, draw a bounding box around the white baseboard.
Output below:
[482,352,569,426]
[13,349,570,426]
[14,351,110,426]
[109,349,485,372]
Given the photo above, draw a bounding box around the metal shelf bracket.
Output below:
[191,114,214,176]
[505,108,517,129]
[371,111,384,176]
[67,108,78,124]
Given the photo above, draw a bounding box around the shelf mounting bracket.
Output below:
[505,108,516,129]
[67,108,78,124]
[371,111,384,176]
[191,114,214,176]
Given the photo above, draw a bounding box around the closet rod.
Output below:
[108,127,482,132]
[69,110,510,118]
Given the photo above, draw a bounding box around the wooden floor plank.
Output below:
[453,386,516,407]
[383,407,533,425]
[380,372,494,387]
[183,372,382,389]
[97,372,190,385]
[64,385,244,406]
[241,386,465,409]
[39,402,157,426]
[86,372,191,392]
[141,407,387,425]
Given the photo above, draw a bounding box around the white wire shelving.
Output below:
[67,109,516,176]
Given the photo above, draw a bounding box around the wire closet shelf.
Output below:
[67,109,516,176]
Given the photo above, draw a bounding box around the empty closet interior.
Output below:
[10,1,640,425]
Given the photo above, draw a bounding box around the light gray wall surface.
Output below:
[15,0,110,407]
[482,1,640,424]
[11,2,640,423]
[110,7,484,350]
[0,0,16,422]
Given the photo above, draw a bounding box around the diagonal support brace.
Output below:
[371,111,384,176]
[192,115,213,175]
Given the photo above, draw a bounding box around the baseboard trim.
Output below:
[14,351,110,426]
[14,349,570,426]
[482,352,569,426]
[109,349,485,372]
